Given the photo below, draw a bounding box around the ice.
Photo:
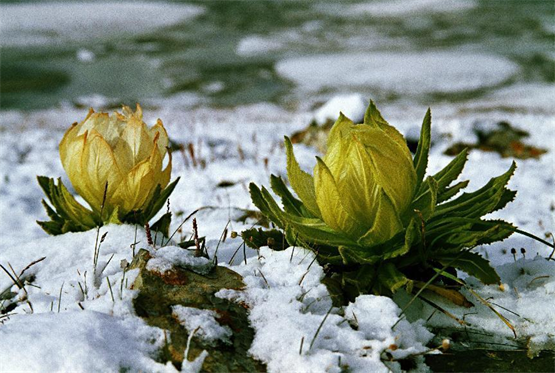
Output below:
[0,2,205,47]
[321,0,477,18]
[276,52,519,96]
[236,36,285,57]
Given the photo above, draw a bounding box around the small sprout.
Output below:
[230,231,238,239]
[441,339,450,351]
[499,283,506,292]
[388,344,398,351]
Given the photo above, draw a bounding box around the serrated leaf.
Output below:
[338,246,382,265]
[411,177,438,220]
[432,250,500,284]
[284,137,321,217]
[428,148,468,194]
[270,175,311,217]
[433,162,516,219]
[249,183,284,229]
[437,180,469,203]
[143,177,180,222]
[260,186,355,247]
[413,108,431,192]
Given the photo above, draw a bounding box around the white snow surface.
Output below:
[0,2,205,47]
[320,0,477,18]
[276,52,519,96]
[217,247,433,372]
[1,91,554,371]
[172,305,232,345]
[313,94,367,125]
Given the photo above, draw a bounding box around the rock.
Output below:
[130,249,266,372]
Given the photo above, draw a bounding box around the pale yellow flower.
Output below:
[59,105,171,218]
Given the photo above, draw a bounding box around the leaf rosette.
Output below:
[249,101,517,298]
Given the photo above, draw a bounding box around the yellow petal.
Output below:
[324,113,355,174]
[334,135,381,227]
[358,188,404,246]
[111,158,156,214]
[149,119,169,158]
[113,115,153,172]
[352,129,416,214]
[314,157,366,238]
[80,129,123,212]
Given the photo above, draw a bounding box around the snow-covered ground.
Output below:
[1,84,554,371]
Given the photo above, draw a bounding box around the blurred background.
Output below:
[1,0,553,112]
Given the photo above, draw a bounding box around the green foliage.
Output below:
[37,176,180,235]
[247,101,517,301]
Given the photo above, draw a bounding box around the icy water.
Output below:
[1,0,553,111]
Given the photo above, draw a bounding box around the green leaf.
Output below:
[413,108,431,192]
[377,262,409,294]
[143,177,180,223]
[338,246,382,265]
[284,137,321,217]
[36,176,99,235]
[433,162,516,220]
[432,250,500,284]
[270,175,311,217]
[437,180,469,203]
[411,177,438,220]
[259,186,356,247]
[428,148,468,194]
[341,265,377,296]
[249,183,284,229]
[150,212,172,238]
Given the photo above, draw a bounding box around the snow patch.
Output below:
[0,2,205,47]
[172,305,232,345]
[276,52,519,95]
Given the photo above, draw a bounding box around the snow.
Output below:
[172,305,232,345]
[0,89,554,371]
[217,247,433,372]
[0,311,172,373]
[320,0,477,18]
[276,52,519,96]
[147,246,214,275]
[0,2,205,47]
[313,94,367,125]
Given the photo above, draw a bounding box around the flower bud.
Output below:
[59,105,171,219]
[286,103,417,246]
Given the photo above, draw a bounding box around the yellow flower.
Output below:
[286,104,417,246]
[59,105,171,218]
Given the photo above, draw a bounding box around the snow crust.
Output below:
[276,52,519,95]
[322,0,477,18]
[0,2,205,47]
